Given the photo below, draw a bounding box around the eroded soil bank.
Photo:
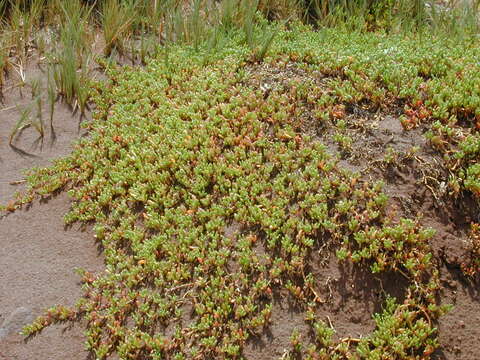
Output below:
[242,63,480,360]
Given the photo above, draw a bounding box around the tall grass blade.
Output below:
[47,67,56,144]
[9,105,31,146]
[101,0,136,56]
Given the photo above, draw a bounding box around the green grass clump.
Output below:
[101,0,136,56]
[10,26,462,359]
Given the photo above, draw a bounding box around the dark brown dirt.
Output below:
[0,67,103,360]
[243,293,309,359]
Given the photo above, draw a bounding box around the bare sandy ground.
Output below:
[0,74,103,360]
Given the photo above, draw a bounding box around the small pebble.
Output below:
[0,307,34,339]
[350,315,362,324]
[447,280,457,289]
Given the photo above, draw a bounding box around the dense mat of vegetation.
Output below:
[1,0,480,359]
[2,0,479,148]
[2,23,476,358]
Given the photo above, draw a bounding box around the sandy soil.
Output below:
[0,70,104,360]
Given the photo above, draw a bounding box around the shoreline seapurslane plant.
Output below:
[462,223,480,277]
[4,25,468,359]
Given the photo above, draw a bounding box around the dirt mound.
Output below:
[241,63,480,360]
